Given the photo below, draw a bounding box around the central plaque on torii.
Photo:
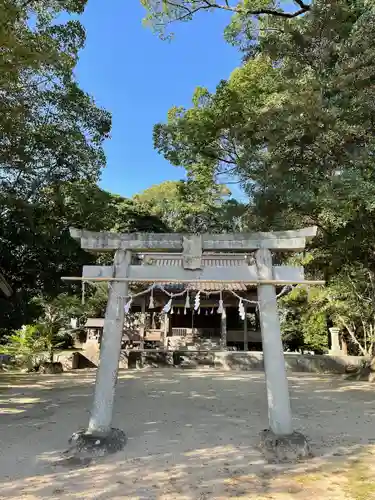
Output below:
[182,234,203,270]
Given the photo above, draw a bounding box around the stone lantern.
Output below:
[329,327,342,355]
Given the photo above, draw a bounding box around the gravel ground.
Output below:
[0,369,375,499]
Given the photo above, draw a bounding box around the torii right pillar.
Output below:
[256,248,311,462]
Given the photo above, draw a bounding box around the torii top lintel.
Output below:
[69,226,317,253]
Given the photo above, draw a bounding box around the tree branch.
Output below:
[204,0,311,17]
[250,7,308,18]
[217,156,236,165]
[163,0,198,14]
[162,0,213,22]
[346,272,371,304]
[293,0,310,9]
[162,0,310,24]
[20,0,36,9]
[338,315,367,356]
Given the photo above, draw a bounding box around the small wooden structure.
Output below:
[84,318,104,342]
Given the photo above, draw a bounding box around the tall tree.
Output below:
[0,181,169,333]
[1,0,111,206]
[1,1,110,332]
[153,0,375,275]
[134,178,247,232]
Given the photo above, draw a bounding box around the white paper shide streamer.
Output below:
[112,282,294,318]
[238,299,246,321]
[185,290,190,309]
[124,298,132,314]
[217,291,224,315]
[148,287,155,309]
[194,291,201,311]
[162,298,172,313]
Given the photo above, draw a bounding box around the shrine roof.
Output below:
[133,254,251,291]
[136,282,248,292]
[85,318,105,328]
[141,253,254,267]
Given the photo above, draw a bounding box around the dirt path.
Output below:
[0,370,375,499]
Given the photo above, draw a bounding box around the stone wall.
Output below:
[61,347,366,374]
[178,351,366,374]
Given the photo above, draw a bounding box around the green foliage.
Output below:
[280,287,328,353]
[310,266,375,355]
[0,179,170,332]
[0,0,176,332]
[153,0,375,279]
[0,325,43,368]
[0,182,101,331]
[0,0,112,331]
[113,198,169,233]
[31,295,78,361]
[280,263,375,355]
[0,303,69,367]
[141,0,311,41]
[134,179,247,233]
[83,283,109,318]
[1,1,111,203]
[302,311,328,353]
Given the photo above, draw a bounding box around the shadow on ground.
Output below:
[0,370,375,499]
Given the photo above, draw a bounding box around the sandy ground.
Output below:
[1,369,375,499]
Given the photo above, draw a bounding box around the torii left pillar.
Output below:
[67,249,130,460]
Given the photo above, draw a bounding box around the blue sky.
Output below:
[74,0,241,198]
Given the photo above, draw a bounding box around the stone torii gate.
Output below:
[65,226,322,461]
